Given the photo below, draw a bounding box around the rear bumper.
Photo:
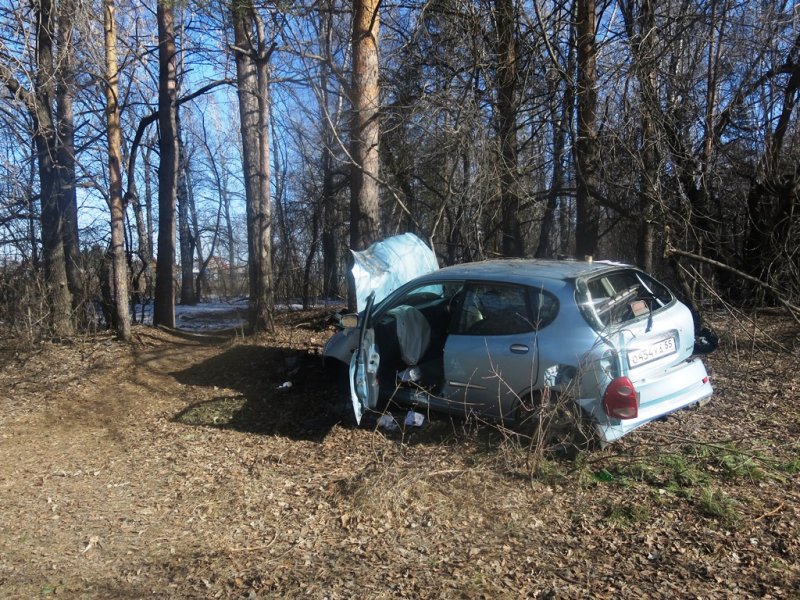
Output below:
[592,358,713,443]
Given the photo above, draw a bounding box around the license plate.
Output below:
[628,337,677,367]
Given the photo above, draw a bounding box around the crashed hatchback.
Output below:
[324,236,713,445]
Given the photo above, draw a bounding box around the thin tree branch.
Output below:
[666,246,800,323]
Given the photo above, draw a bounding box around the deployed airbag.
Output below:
[387,305,430,365]
[352,233,439,312]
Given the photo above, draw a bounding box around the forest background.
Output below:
[1,4,799,595]
[0,0,798,341]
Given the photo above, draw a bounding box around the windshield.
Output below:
[576,269,674,330]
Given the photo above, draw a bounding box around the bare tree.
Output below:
[103,0,130,340]
[619,0,661,271]
[534,2,575,259]
[231,0,275,331]
[574,0,600,258]
[348,0,381,309]
[0,0,78,336]
[153,0,179,328]
[495,0,524,257]
[56,0,84,311]
[743,32,800,283]
[190,103,237,297]
[318,1,345,300]
[177,125,197,305]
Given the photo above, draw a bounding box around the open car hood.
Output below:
[351,233,439,312]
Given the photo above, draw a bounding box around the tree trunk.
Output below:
[144,144,155,265]
[621,0,659,272]
[319,2,340,300]
[56,0,83,312]
[27,140,39,267]
[321,145,339,300]
[36,134,73,337]
[198,116,234,296]
[349,0,381,310]
[302,202,320,310]
[232,0,274,331]
[189,170,206,301]
[154,1,179,328]
[744,35,800,282]
[495,0,524,257]
[574,0,600,259]
[103,0,130,340]
[223,164,236,292]
[34,0,73,336]
[536,20,575,259]
[177,129,197,305]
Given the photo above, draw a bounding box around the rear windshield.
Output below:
[575,269,674,330]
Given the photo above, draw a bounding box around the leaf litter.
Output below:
[0,309,798,598]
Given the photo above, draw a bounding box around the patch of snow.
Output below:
[133,298,248,332]
[129,298,342,332]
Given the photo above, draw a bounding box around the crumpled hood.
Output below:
[351,233,439,312]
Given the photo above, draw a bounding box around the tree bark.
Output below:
[349,0,382,309]
[319,1,340,300]
[34,0,73,336]
[495,0,524,257]
[232,0,274,331]
[177,128,197,304]
[620,0,659,272]
[536,18,575,259]
[188,169,206,301]
[574,0,600,259]
[154,1,179,328]
[0,0,78,335]
[321,140,339,300]
[56,0,83,311]
[27,140,39,267]
[103,0,130,340]
[302,202,320,309]
[144,144,155,263]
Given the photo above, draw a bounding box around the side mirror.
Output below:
[340,313,359,329]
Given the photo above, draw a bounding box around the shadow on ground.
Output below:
[171,343,339,441]
[168,339,506,449]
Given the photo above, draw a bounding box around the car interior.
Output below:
[371,282,557,402]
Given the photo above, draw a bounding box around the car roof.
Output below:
[414,259,629,286]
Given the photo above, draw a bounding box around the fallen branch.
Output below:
[665,246,800,325]
[754,502,784,521]
[228,529,279,553]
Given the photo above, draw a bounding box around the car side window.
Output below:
[528,287,559,330]
[452,283,535,335]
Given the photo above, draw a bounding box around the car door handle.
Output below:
[509,344,529,354]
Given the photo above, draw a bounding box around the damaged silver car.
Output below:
[324,234,713,445]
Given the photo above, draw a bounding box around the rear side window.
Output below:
[528,287,559,330]
[576,269,673,329]
[451,283,558,335]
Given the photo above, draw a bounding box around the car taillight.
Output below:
[602,376,638,419]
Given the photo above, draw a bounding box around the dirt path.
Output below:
[1,312,799,598]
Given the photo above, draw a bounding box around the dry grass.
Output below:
[0,309,798,598]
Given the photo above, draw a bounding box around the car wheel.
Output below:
[514,390,595,456]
